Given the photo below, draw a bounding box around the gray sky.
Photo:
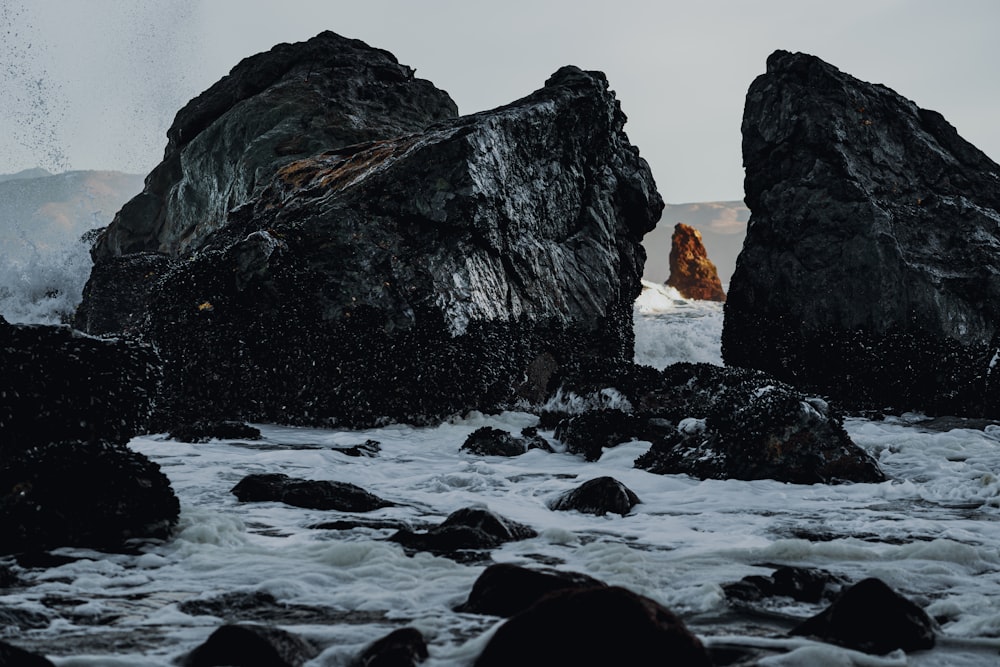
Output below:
[2,0,998,203]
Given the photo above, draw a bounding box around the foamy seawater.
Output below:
[3,286,1000,665]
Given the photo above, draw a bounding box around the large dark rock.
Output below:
[0,440,179,554]
[549,476,640,516]
[724,50,1000,417]
[76,32,662,428]
[634,363,885,484]
[230,473,392,512]
[474,586,711,667]
[456,563,606,617]
[791,578,936,654]
[180,623,318,667]
[0,317,159,453]
[91,31,458,264]
[665,222,726,301]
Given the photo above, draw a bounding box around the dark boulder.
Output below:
[723,566,845,604]
[460,426,550,457]
[0,440,179,554]
[554,409,646,461]
[791,578,936,654]
[180,623,318,667]
[76,32,662,428]
[389,507,535,557]
[549,476,640,516]
[0,640,55,667]
[665,222,726,301]
[474,586,711,667]
[634,363,885,484]
[168,420,262,443]
[724,50,1000,417]
[231,473,391,512]
[89,31,458,265]
[0,318,159,453]
[456,563,606,617]
[350,627,428,667]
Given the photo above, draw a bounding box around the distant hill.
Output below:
[0,170,144,261]
[642,201,748,286]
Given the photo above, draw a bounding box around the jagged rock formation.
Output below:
[76,32,662,427]
[0,302,177,556]
[92,31,458,261]
[551,361,885,484]
[665,223,726,301]
[724,50,1000,417]
[634,363,885,484]
[0,316,159,452]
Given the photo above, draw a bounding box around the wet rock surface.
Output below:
[230,473,392,512]
[91,31,458,263]
[460,426,550,457]
[167,421,262,443]
[179,623,318,667]
[76,32,662,429]
[791,577,936,654]
[456,563,606,617]
[0,639,55,667]
[665,222,726,301]
[0,439,179,555]
[389,507,536,558]
[350,627,428,667]
[473,585,711,667]
[549,476,640,516]
[724,50,1000,417]
[0,316,159,453]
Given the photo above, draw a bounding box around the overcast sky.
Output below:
[2,0,998,203]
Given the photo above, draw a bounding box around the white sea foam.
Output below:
[3,258,1000,665]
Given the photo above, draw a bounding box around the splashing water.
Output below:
[0,235,92,325]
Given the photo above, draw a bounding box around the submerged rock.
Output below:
[724,50,1000,417]
[665,222,726,301]
[91,31,458,264]
[554,409,645,462]
[460,426,550,457]
[180,623,318,667]
[473,585,711,667]
[456,563,606,617]
[0,440,179,554]
[791,578,936,654]
[76,32,662,428]
[549,476,640,516]
[389,507,536,558]
[168,421,262,443]
[230,473,392,512]
[350,627,428,667]
[723,566,846,604]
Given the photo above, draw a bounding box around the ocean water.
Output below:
[3,278,1000,665]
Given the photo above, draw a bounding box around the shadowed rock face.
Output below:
[92,31,458,261]
[724,50,1000,417]
[76,32,662,427]
[665,222,726,301]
